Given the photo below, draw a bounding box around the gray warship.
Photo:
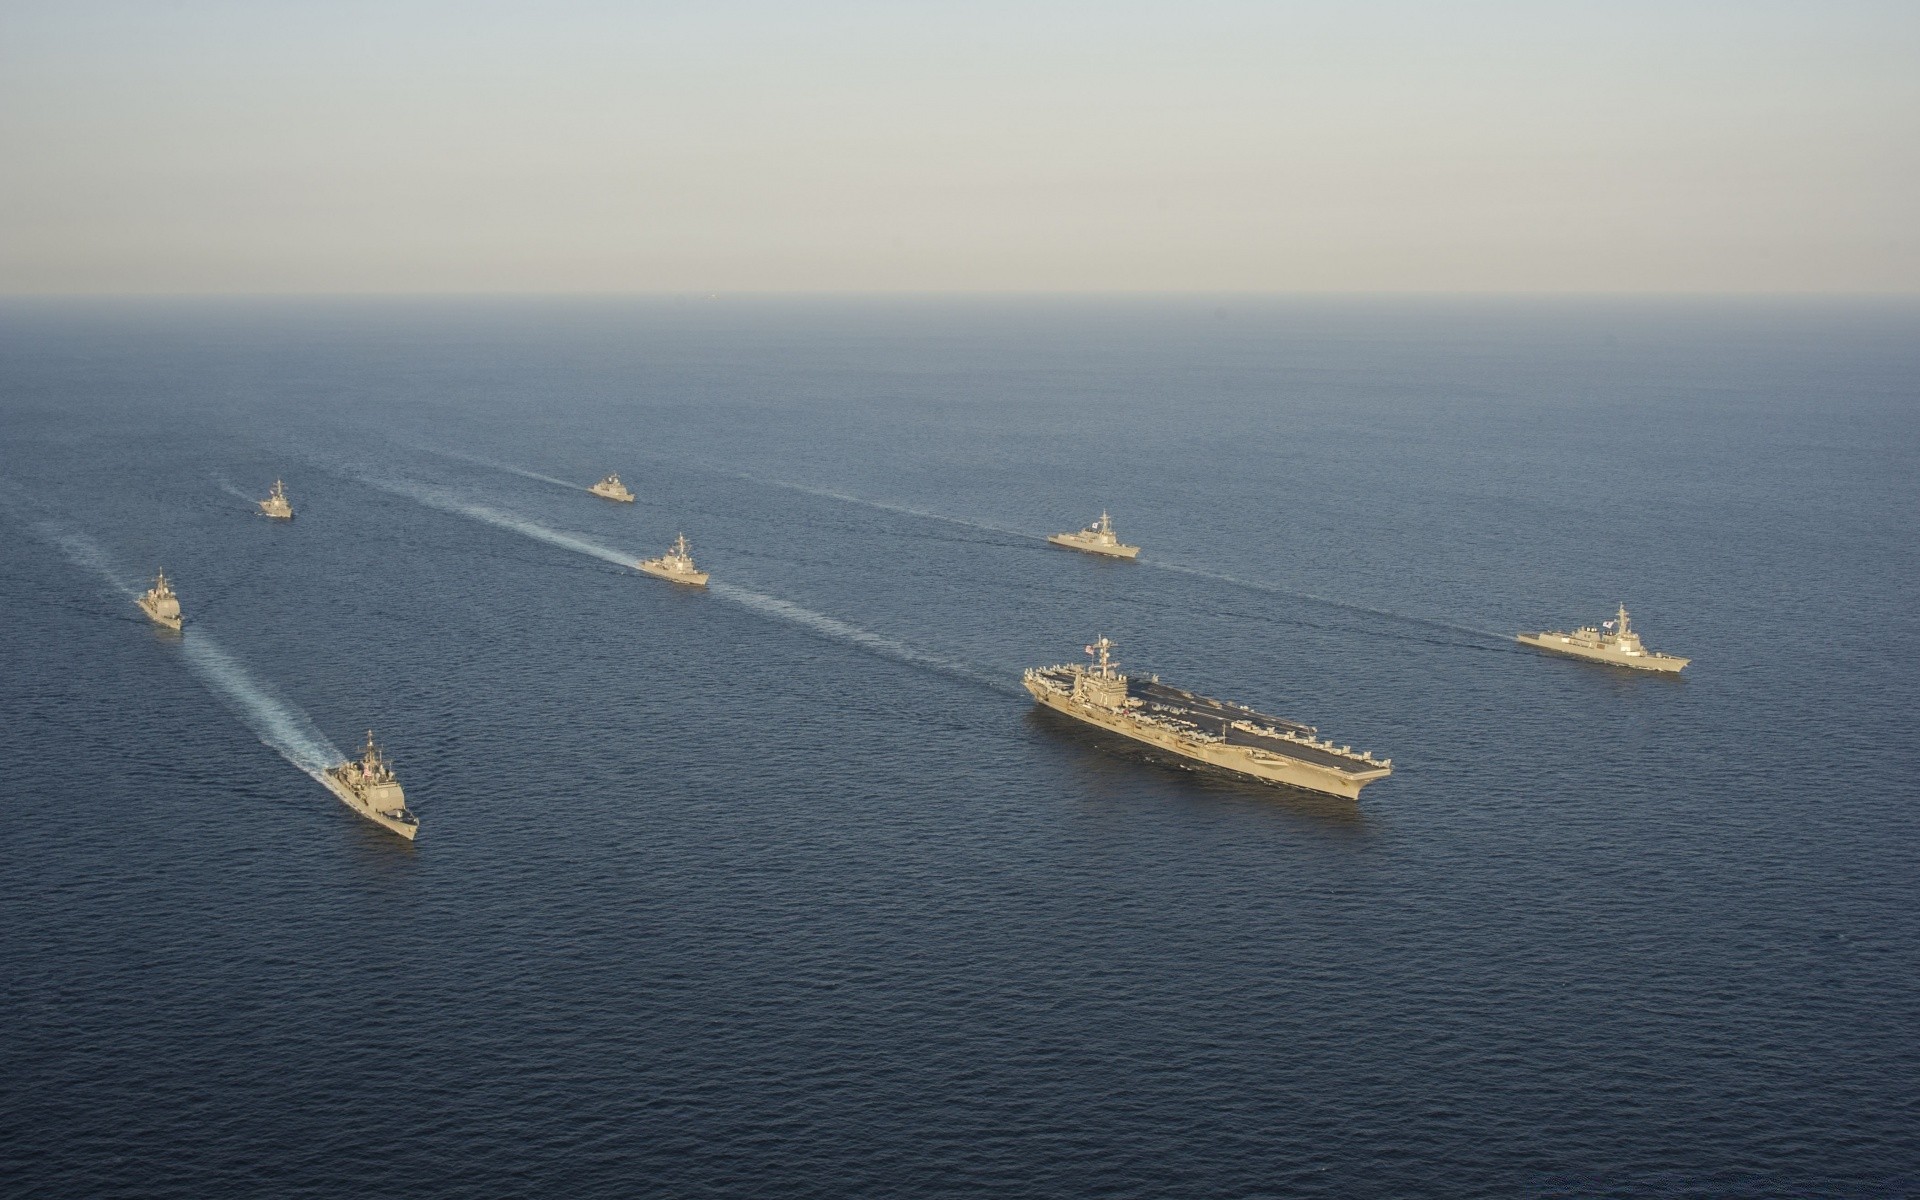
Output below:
[321,730,419,841]
[258,479,294,520]
[1518,604,1688,673]
[589,474,635,502]
[1048,511,1140,559]
[137,569,183,631]
[636,533,709,587]
[1024,636,1391,800]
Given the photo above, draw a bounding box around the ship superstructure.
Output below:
[1024,637,1391,799]
[1518,604,1688,674]
[1048,511,1140,559]
[589,474,635,502]
[258,479,294,520]
[636,533,709,587]
[321,730,419,840]
[137,569,183,631]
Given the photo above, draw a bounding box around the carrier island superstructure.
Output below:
[1024,637,1391,800]
[1518,604,1688,674]
[321,730,419,840]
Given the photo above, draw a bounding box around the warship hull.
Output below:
[319,772,419,840]
[1516,633,1688,673]
[589,488,634,503]
[1024,671,1390,800]
[1047,533,1140,559]
[637,563,708,587]
[137,599,182,631]
[259,505,292,520]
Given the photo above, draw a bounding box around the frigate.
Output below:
[137,569,183,631]
[321,730,419,841]
[636,533,709,587]
[257,479,294,520]
[1048,511,1140,559]
[1517,604,1688,673]
[1024,636,1391,799]
[589,474,635,502]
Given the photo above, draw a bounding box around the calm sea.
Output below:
[2,297,1916,1198]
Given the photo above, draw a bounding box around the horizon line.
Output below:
[3,289,1917,301]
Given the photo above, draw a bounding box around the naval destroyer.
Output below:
[589,474,635,502]
[322,730,419,840]
[137,569,183,631]
[258,479,294,519]
[636,533,709,587]
[1518,604,1688,673]
[1048,511,1140,559]
[1024,637,1391,799]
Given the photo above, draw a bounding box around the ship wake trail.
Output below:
[29,521,344,782]
[212,476,255,505]
[33,522,139,600]
[708,582,1019,695]
[691,470,1505,642]
[415,446,587,494]
[177,637,344,781]
[717,471,1043,544]
[1148,559,1514,644]
[360,474,1016,693]
[360,475,634,568]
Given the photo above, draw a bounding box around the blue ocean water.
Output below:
[1,296,1915,1198]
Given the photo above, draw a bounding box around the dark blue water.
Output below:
[2,297,1916,1198]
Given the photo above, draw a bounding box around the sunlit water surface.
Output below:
[2,298,1916,1197]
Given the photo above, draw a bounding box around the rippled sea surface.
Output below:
[2,298,1916,1198]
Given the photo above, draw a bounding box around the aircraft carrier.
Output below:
[1024,637,1391,800]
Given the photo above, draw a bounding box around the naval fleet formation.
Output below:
[133,477,1689,839]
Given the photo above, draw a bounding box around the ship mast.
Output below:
[1617,603,1631,637]
[1085,635,1118,677]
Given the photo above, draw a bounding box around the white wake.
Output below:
[708,581,1015,693]
[34,521,345,782]
[354,477,1015,691]
[359,475,635,568]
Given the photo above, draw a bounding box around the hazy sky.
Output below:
[2,0,1915,293]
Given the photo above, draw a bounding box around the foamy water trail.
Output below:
[32,521,345,780]
[35,522,140,599]
[360,475,636,568]
[706,470,1043,543]
[689,472,1509,641]
[177,637,344,780]
[415,446,586,493]
[1143,558,1512,644]
[708,581,1018,693]
[354,474,1017,692]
